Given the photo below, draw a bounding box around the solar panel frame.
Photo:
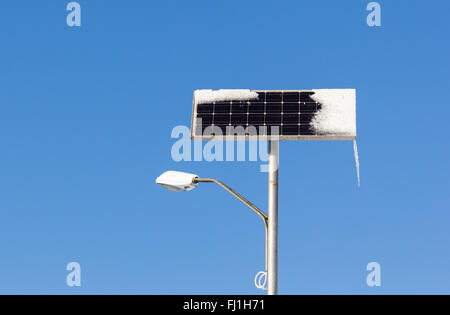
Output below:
[190,90,356,141]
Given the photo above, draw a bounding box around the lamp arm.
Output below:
[194,178,268,222]
[193,177,269,277]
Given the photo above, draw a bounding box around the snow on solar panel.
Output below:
[191,89,356,141]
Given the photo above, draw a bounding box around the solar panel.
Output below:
[191,89,356,140]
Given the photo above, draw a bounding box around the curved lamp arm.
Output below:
[193,177,269,275]
[194,178,268,222]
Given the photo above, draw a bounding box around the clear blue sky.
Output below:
[0,0,449,294]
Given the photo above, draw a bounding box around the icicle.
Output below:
[353,139,360,187]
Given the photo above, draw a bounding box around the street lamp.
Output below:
[157,88,357,295]
[155,171,198,191]
[156,170,269,291]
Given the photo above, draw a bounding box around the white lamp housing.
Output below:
[155,171,199,191]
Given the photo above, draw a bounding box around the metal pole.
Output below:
[267,140,279,295]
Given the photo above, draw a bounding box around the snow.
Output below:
[353,139,360,187]
[310,89,359,186]
[195,89,259,104]
[310,89,356,136]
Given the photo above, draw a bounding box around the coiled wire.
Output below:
[254,271,267,290]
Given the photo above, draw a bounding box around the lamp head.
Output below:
[155,171,199,191]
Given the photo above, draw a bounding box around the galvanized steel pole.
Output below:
[267,140,279,295]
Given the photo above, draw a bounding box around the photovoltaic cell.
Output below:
[191,90,354,140]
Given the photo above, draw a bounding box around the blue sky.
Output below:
[0,0,449,294]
